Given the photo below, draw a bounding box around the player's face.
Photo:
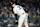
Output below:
[12,4,14,7]
[12,4,15,7]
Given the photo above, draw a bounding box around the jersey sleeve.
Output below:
[13,8,17,14]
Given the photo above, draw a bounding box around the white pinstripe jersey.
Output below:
[13,5,25,16]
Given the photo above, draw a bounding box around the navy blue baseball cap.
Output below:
[11,1,15,5]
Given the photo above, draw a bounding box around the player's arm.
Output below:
[13,8,17,14]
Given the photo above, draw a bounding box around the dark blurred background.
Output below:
[0,0,40,27]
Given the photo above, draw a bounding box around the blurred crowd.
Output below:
[0,0,40,27]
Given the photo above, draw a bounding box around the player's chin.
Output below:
[25,13,28,16]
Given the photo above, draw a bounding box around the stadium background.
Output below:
[0,0,40,27]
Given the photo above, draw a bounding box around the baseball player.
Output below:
[11,1,29,27]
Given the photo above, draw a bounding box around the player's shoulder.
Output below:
[16,5,22,7]
[14,5,19,8]
[15,5,19,6]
